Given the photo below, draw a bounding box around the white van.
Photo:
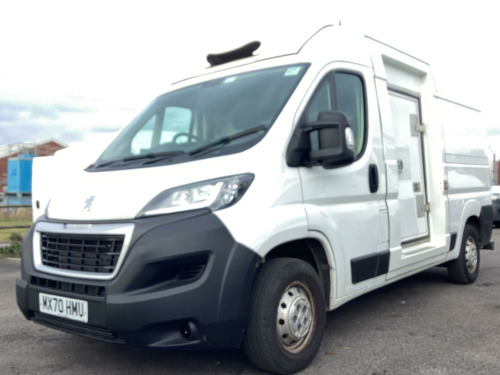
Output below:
[16,26,494,374]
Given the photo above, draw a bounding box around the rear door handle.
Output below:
[369,164,379,193]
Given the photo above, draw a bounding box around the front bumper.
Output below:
[16,210,261,349]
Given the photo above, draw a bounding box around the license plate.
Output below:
[39,293,89,323]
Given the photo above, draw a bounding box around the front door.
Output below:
[298,65,388,297]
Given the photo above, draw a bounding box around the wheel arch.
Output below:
[264,238,332,308]
[465,215,480,233]
[466,208,494,250]
[452,199,481,256]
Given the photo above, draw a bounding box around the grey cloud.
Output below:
[0,98,110,145]
[0,99,94,122]
[0,122,65,144]
[0,117,112,145]
[89,124,121,133]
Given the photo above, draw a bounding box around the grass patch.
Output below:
[0,234,22,257]
[0,220,32,242]
[0,207,32,257]
[0,206,32,221]
[0,233,24,257]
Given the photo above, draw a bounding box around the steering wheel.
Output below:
[172,132,198,144]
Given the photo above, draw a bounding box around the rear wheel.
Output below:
[244,258,326,375]
[448,224,480,284]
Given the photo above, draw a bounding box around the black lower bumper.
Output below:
[16,210,261,349]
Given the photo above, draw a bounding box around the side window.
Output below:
[303,77,333,151]
[302,71,366,158]
[305,79,332,123]
[335,73,365,156]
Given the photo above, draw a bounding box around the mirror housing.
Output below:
[304,111,355,168]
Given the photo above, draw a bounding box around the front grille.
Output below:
[40,232,124,274]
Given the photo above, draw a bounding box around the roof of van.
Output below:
[205,24,338,66]
[174,25,372,84]
[204,25,370,68]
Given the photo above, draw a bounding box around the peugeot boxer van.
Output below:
[17,25,494,374]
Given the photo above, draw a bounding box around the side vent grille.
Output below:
[177,264,205,280]
[126,254,209,292]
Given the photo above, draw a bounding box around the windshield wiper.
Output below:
[92,150,185,168]
[189,125,267,157]
[123,150,185,162]
[90,126,266,169]
[142,150,187,165]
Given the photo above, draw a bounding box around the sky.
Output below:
[1,0,499,158]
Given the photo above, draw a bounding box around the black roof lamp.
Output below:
[206,41,261,66]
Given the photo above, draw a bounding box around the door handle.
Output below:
[369,164,379,193]
[397,159,403,173]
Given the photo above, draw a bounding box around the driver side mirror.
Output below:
[304,111,356,168]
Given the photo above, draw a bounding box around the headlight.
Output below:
[137,173,254,217]
[492,193,499,201]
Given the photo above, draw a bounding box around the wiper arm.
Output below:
[189,125,267,156]
[142,150,187,165]
[89,159,123,168]
[92,150,185,168]
[123,150,185,162]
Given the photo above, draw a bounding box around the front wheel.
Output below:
[448,224,480,284]
[243,258,326,375]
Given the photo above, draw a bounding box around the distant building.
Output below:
[496,160,500,185]
[0,138,67,203]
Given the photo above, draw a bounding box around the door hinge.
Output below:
[410,114,426,136]
[416,195,430,217]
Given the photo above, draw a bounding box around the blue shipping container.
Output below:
[7,154,35,193]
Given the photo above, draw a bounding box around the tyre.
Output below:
[243,258,326,375]
[448,224,480,284]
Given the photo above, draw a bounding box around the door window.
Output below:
[336,73,365,156]
[302,71,366,158]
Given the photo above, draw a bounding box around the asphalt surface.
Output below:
[1,229,500,375]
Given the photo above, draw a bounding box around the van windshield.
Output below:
[91,64,308,170]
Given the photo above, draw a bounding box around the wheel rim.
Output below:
[276,281,315,353]
[464,235,478,274]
